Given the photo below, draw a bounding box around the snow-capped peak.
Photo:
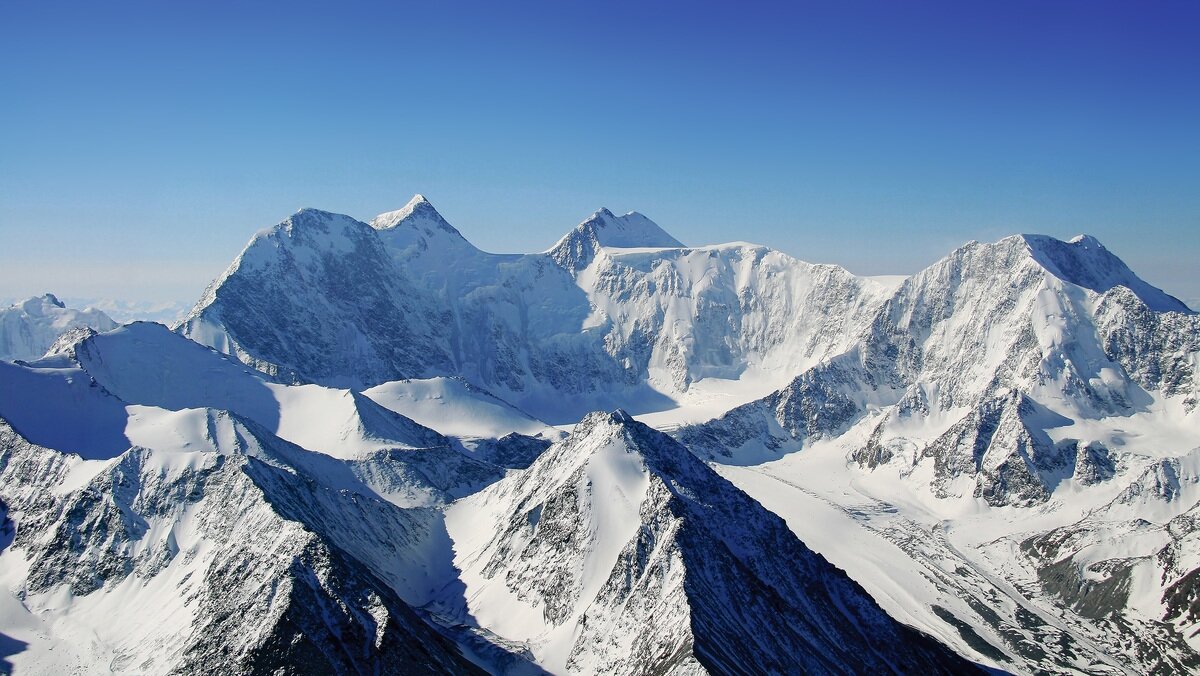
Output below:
[12,294,66,314]
[370,194,461,236]
[547,207,684,271]
[569,409,686,470]
[1019,233,1191,312]
[1068,233,1102,246]
[368,194,477,258]
[259,209,378,255]
[446,407,978,673]
[575,207,684,249]
[39,293,65,310]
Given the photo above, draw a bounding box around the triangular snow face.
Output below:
[446,411,979,674]
[1022,234,1192,313]
[371,194,450,231]
[548,208,685,271]
[0,414,484,674]
[370,194,478,257]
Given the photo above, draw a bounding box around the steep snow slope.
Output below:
[1023,234,1191,313]
[376,200,895,419]
[675,233,1200,672]
[0,359,131,459]
[36,322,450,457]
[547,207,684,272]
[0,324,508,511]
[683,234,1197,502]
[445,410,980,674]
[0,413,484,674]
[179,208,456,388]
[0,294,117,362]
[181,197,891,422]
[370,193,479,255]
[5,193,1197,675]
[579,242,895,393]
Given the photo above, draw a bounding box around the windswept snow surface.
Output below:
[445,411,976,674]
[363,377,557,440]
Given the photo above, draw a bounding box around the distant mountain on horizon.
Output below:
[0,294,117,362]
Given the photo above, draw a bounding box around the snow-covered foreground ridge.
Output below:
[1,194,1197,674]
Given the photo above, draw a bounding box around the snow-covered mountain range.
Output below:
[179,196,893,422]
[445,410,974,674]
[2,195,1196,674]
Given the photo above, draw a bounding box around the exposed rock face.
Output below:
[683,234,1198,505]
[179,208,457,388]
[0,416,482,674]
[469,432,553,470]
[5,198,1198,675]
[1016,450,1200,674]
[447,411,981,674]
[1094,285,1200,412]
[677,353,877,464]
[914,392,1073,507]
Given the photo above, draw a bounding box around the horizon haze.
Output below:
[1,1,1197,308]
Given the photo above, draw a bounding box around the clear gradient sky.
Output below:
[1,1,1197,307]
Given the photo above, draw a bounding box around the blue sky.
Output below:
[1,1,1197,306]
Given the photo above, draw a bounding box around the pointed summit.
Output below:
[370,194,460,236]
[548,208,683,272]
[368,194,476,258]
[447,408,977,673]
